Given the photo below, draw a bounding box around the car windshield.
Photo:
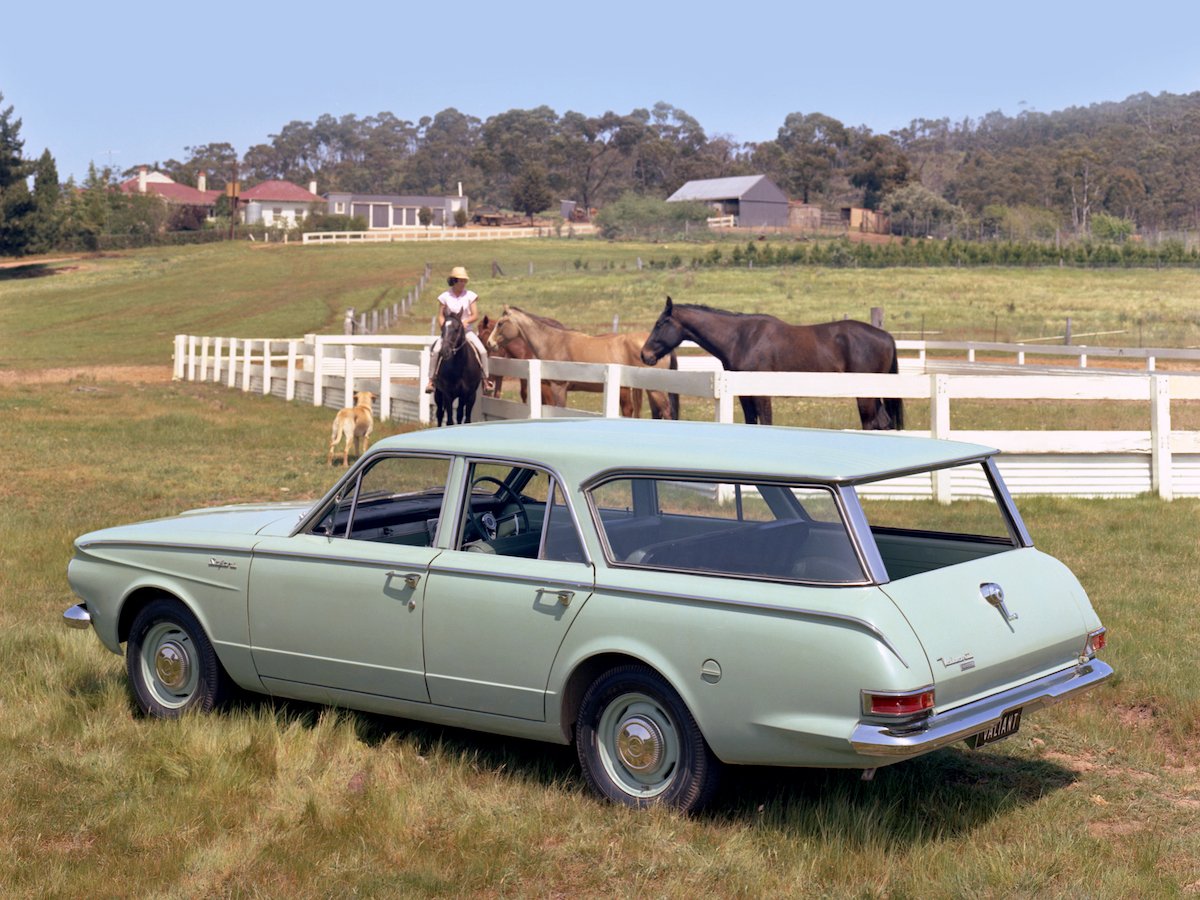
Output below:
[590,476,864,583]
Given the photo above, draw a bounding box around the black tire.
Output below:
[126,598,230,718]
[575,664,720,812]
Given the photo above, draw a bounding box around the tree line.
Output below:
[4,90,1200,257]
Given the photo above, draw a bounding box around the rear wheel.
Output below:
[126,598,230,718]
[575,665,719,812]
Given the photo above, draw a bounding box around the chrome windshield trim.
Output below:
[593,581,908,668]
[850,659,1113,757]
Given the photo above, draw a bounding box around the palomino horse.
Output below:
[486,306,678,419]
[640,297,903,429]
[478,312,565,403]
[434,311,484,426]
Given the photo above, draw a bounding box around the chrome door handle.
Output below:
[556,590,574,607]
[387,571,422,590]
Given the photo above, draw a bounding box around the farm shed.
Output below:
[241,180,322,227]
[667,175,789,228]
[324,192,469,229]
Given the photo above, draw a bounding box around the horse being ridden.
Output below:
[434,311,483,426]
[641,297,903,429]
[487,305,678,419]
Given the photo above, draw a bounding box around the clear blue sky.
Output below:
[5,0,1199,184]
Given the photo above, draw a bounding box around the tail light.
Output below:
[1084,628,1107,659]
[862,687,935,719]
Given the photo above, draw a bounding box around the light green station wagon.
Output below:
[65,418,1111,812]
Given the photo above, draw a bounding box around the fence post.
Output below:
[213,337,224,383]
[343,343,356,409]
[187,336,198,381]
[716,373,735,424]
[262,341,273,396]
[931,374,951,503]
[174,335,187,380]
[344,309,355,335]
[418,347,431,425]
[379,348,393,422]
[528,359,543,419]
[312,337,325,407]
[200,336,211,381]
[227,338,239,389]
[286,340,298,402]
[1151,374,1173,501]
[603,364,623,418]
[241,340,253,392]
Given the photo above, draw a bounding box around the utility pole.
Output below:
[227,160,239,241]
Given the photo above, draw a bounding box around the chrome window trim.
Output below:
[428,562,593,591]
[592,580,909,668]
[585,471,873,586]
[985,457,1033,548]
[451,453,593,566]
[291,450,458,538]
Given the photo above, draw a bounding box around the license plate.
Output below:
[968,708,1022,748]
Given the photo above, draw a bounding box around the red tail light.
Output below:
[1085,628,1107,658]
[862,687,935,718]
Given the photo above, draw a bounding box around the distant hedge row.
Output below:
[682,238,1200,269]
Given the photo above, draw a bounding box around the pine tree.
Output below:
[0,93,35,256]
[29,149,61,253]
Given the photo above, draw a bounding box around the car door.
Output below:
[248,454,452,704]
[422,462,594,720]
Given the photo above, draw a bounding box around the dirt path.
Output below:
[0,365,173,385]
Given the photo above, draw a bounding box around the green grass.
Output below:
[0,379,1196,895]
[2,240,1200,894]
[5,241,1200,373]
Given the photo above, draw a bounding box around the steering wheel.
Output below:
[467,476,530,542]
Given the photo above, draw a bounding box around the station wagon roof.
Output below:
[372,419,996,484]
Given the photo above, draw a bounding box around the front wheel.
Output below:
[126,598,230,718]
[575,665,720,812]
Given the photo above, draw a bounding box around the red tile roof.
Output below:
[240,180,321,202]
[118,175,219,205]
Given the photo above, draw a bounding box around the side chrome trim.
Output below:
[63,604,92,629]
[593,581,909,668]
[428,563,594,593]
[849,659,1113,757]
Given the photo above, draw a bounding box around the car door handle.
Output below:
[387,571,422,590]
[555,590,574,607]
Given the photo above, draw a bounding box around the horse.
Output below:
[326,391,375,466]
[486,306,678,419]
[433,311,483,426]
[640,297,903,429]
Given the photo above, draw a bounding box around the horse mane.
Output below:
[673,302,758,319]
[506,305,568,329]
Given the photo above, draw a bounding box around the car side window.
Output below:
[457,462,585,562]
[591,477,863,583]
[308,455,451,546]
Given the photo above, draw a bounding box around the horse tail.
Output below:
[885,345,904,430]
[668,351,680,420]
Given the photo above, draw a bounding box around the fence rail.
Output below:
[302,224,594,245]
[175,332,1200,501]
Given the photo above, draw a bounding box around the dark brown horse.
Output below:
[641,297,903,429]
[433,311,483,426]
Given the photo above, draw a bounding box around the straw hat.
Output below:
[448,266,470,283]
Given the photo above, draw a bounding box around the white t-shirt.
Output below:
[438,288,478,318]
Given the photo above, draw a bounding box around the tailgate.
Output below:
[879,548,1091,710]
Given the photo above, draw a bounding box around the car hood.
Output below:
[75,500,315,548]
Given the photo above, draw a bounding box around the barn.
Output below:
[666,175,790,228]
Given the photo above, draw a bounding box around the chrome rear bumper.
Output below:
[63,604,92,630]
[850,659,1113,757]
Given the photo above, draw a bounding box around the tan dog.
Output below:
[326,391,375,466]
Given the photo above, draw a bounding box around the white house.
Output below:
[241,180,322,227]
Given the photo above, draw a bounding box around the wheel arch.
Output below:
[558,651,693,744]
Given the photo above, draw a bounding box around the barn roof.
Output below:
[667,175,784,203]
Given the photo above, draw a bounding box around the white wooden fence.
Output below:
[302,224,594,245]
[174,333,1200,501]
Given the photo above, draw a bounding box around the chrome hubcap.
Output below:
[616,715,665,773]
[155,641,191,690]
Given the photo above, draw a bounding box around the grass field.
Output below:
[2,240,1199,895]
